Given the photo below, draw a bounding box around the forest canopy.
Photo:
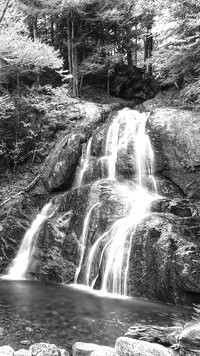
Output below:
[0,0,199,97]
[0,0,200,171]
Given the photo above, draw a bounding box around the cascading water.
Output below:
[6,203,55,280]
[75,108,160,295]
[73,138,92,188]
[74,202,100,283]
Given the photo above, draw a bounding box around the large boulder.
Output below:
[179,324,200,353]
[128,211,200,304]
[115,336,172,356]
[41,132,87,191]
[148,108,200,198]
[109,65,159,101]
[28,343,68,356]
[72,343,117,356]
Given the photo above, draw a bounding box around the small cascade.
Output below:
[73,138,92,188]
[75,108,160,295]
[6,203,55,280]
[105,118,121,179]
[74,202,100,283]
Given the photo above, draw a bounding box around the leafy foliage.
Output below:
[0,0,63,85]
[151,0,200,108]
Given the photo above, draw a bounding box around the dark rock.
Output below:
[109,65,159,101]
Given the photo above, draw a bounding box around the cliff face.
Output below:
[1,105,200,305]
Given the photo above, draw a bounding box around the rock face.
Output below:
[128,210,200,304]
[148,108,200,198]
[0,100,113,275]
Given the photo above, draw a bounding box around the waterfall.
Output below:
[74,202,100,283]
[6,203,54,280]
[73,138,92,188]
[75,108,159,295]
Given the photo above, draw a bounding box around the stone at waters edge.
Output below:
[28,343,69,356]
[72,342,118,356]
[179,324,200,353]
[115,336,173,356]
[125,325,182,346]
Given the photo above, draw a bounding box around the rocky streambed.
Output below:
[1,324,200,356]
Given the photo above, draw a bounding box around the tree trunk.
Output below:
[66,19,73,88]
[50,16,55,46]
[135,24,138,66]
[28,16,37,41]
[72,18,78,96]
[0,0,10,24]
[107,70,110,95]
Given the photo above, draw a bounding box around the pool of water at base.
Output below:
[0,279,192,352]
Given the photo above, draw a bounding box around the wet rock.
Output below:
[20,340,31,346]
[115,336,172,356]
[28,343,68,356]
[0,346,14,356]
[148,108,200,199]
[28,180,134,283]
[41,133,87,191]
[179,324,200,353]
[125,325,182,346]
[128,212,200,304]
[0,195,38,274]
[72,342,116,356]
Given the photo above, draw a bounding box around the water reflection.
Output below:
[0,280,192,351]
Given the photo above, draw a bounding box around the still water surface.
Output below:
[0,280,192,351]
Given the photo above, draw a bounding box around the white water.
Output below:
[75,108,159,294]
[6,203,54,280]
[74,138,92,188]
[74,202,100,283]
